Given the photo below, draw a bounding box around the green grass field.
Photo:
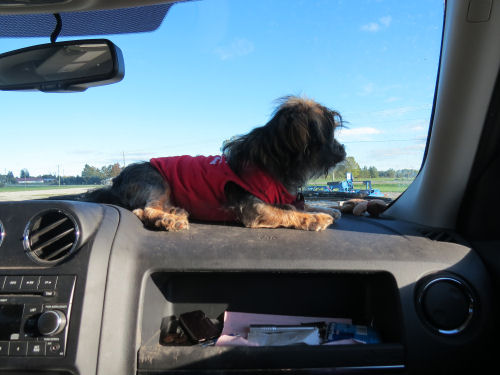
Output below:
[0,184,96,192]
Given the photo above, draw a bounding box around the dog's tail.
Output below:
[81,187,123,206]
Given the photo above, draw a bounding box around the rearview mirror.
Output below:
[0,39,124,92]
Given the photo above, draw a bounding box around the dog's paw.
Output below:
[340,199,364,213]
[366,199,388,217]
[322,207,341,221]
[133,208,144,220]
[352,200,368,216]
[166,206,189,216]
[340,199,388,217]
[155,214,190,231]
[301,213,334,231]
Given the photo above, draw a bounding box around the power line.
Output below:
[342,137,426,144]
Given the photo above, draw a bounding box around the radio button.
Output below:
[39,276,57,290]
[46,341,63,356]
[0,341,9,356]
[24,304,43,315]
[4,276,22,291]
[9,341,27,356]
[27,342,46,356]
[21,276,40,291]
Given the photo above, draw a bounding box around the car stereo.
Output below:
[0,275,75,357]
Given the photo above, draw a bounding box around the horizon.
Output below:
[2,158,421,179]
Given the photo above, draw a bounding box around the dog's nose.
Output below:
[330,143,346,165]
[340,143,346,157]
[334,142,346,160]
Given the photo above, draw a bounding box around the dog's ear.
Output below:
[270,96,343,155]
[269,99,313,155]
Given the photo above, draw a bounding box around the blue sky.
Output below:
[0,0,443,177]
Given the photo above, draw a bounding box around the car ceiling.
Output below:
[0,0,185,37]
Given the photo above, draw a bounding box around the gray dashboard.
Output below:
[0,200,495,374]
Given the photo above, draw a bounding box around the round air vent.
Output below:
[23,209,80,265]
[415,274,475,335]
[0,219,5,247]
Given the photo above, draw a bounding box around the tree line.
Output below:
[2,156,418,188]
[0,163,123,187]
[332,156,418,180]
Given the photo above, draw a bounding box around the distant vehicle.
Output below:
[328,173,385,198]
[304,172,385,199]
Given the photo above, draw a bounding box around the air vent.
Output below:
[23,209,80,265]
[419,229,461,244]
[415,274,475,335]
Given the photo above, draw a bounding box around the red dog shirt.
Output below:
[150,155,297,221]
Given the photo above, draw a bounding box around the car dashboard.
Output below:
[0,200,495,374]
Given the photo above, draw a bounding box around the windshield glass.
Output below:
[0,0,443,202]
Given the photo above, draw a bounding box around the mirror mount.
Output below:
[50,13,62,44]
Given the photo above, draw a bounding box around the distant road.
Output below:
[0,187,95,201]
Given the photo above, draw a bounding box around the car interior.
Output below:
[0,0,499,374]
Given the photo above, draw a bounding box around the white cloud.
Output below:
[361,22,380,32]
[377,106,422,117]
[359,82,374,96]
[379,16,392,27]
[385,96,400,103]
[214,38,254,60]
[361,15,392,32]
[357,82,404,98]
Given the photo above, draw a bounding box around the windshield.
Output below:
[0,0,443,202]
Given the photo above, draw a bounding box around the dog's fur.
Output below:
[84,96,346,231]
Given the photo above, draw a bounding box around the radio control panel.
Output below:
[0,275,76,357]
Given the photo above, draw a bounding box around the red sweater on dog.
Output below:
[150,155,297,221]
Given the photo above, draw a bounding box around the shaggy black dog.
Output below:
[84,96,346,231]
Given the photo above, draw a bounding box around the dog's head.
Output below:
[223,96,346,190]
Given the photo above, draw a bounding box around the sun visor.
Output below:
[0,3,171,37]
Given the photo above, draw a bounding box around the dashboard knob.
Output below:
[37,310,67,336]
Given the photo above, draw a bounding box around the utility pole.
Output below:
[58,165,60,186]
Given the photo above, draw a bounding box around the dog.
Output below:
[84,96,346,231]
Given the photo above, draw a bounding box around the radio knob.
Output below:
[37,310,67,336]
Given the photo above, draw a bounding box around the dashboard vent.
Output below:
[418,228,464,244]
[23,209,80,265]
[421,230,456,243]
